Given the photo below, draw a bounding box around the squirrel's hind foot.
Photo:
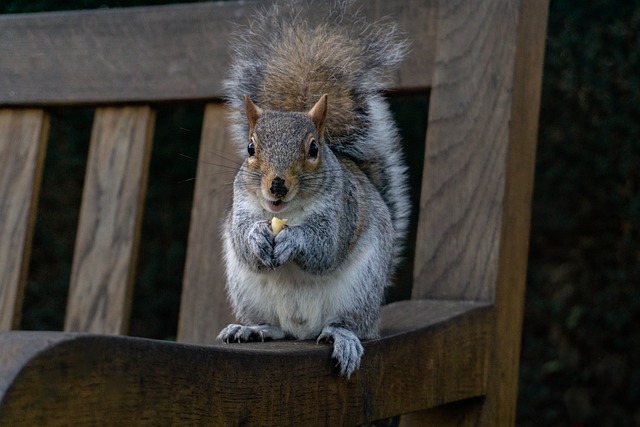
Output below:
[217,323,287,343]
[317,324,364,378]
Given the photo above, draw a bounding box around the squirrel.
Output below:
[217,0,410,378]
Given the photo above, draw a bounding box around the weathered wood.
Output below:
[0,0,436,106]
[409,0,548,425]
[0,110,49,331]
[0,300,491,426]
[412,0,519,301]
[0,0,548,425]
[65,107,155,335]
[178,103,235,344]
[481,0,549,425]
[400,399,484,427]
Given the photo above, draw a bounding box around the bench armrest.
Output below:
[0,300,491,425]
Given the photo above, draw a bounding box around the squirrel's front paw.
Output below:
[273,226,298,267]
[217,323,287,343]
[247,220,276,269]
[317,324,364,378]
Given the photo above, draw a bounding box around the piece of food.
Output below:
[271,217,288,235]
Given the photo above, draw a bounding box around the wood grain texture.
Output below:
[399,398,484,427]
[408,0,548,424]
[412,0,520,301]
[65,107,155,335]
[0,0,436,106]
[0,0,549,424]
[178,103,235,344]
[0,110,49,331]
[481,0,549,425]
[0,300,491,426]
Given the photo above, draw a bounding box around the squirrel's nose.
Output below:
[270,176,288,198]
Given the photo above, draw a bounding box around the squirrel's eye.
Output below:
[308,139,318,159]
[248,137,256,157]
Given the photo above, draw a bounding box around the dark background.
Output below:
[2,1,639,425]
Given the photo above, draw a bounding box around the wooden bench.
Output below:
[0,0,548,425]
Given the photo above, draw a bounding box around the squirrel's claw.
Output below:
[217,323,287,343]
[317,325,364,378]
[217,323,243,343]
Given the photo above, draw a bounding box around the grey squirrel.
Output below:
[217,0,410,378]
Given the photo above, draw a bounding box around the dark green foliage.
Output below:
[3,0,639,424]
[519,0,640,425]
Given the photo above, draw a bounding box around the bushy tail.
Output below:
[224,0,411,271]
[224,0,407,142]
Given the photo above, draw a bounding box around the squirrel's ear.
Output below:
[308,94,328,134]
[244,95,262,130]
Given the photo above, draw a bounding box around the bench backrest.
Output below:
[0,0,547,358]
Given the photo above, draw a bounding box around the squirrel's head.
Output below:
[242,94,329,214]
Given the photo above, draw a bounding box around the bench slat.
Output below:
[178,103,234,344]
[0,0,435,106]
[0,110,49,331]
[412,0,520,301]
[0,0,548,424]
[64,107,154,335]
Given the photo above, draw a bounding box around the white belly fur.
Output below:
[226,246,368,340]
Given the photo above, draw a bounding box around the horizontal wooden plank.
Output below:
[0,0,435,106]
[0,110,49,331]
[0,300,491,425]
